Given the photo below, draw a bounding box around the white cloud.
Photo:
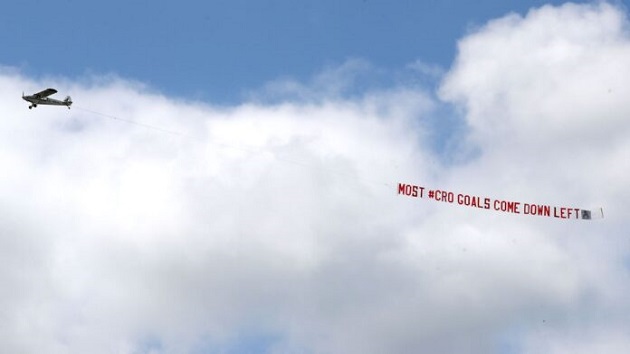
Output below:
[1,66,436,354]
[249,58,382,102]
[1,2,630,353]
[439,2,630,353]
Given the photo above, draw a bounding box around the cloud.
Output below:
[1,2,629,354]
[1,65,436,354]
[439,2,630,353]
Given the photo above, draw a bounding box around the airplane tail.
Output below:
[64,96,73,106]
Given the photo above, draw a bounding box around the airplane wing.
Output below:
[33,88,58,98]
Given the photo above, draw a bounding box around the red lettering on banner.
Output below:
[398,183,424,198]
[513,202,521,214]
[524,203,551,217]
[494,199,521,214]
[470,196,481,208]
[457,194,490,209]
[435,190,454,203]
[396,182,592,221]
[554,207,580,219]
[554,207,565,219]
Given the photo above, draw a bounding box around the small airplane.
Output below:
[22,88,72,109]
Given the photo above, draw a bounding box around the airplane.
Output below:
[22,88,72,109]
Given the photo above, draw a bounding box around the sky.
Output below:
[1,1,630,354]
[0,0,593,103]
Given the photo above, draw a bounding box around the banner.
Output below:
[397,183,603,220]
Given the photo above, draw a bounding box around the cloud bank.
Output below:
[1,2,629,353]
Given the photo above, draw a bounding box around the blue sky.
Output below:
[1,0,597,103]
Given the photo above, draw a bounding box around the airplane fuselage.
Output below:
[23,94,72,109]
